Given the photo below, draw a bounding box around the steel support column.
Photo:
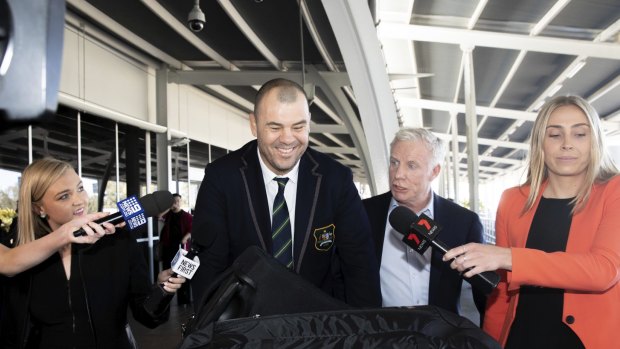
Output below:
[450,112,460,203]
[462,45,479,213]
[322,0,399,194]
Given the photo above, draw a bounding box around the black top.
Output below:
[162,210,184,245]
[505,197,585,349]
[1,230,171,349]
[29,250,95,348]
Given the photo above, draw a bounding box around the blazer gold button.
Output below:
[566,315,575,324]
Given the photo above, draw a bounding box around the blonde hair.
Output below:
[17,158,74,246]
[524,95,618,213]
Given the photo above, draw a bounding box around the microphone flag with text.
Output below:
[170,246,200,280]
[389,206,500,295]
[153,243,201,303]
[73,190,174,237]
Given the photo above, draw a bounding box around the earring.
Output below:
[40,213,47,219]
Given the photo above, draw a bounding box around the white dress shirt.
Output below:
[380,195,434,307]
[257,148,299,249]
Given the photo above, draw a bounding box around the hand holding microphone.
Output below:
[443,242,513,278]
[167,244,201,281]
[389,206,500,295]
[73,191,174,237]
[158,268,187,293]
[152,244,201,303]
[66,212,117,243]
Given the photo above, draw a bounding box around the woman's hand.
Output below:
[56,212,116,245]
[443,242,512,278]
[157,269,187,293]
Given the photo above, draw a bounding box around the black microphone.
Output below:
[73,190,174,237]
[389,206,500,295]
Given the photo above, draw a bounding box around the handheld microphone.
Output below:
[73,190,174,237]
[156,244,202,299]
[170,245,201,280]
[389,206,500,295]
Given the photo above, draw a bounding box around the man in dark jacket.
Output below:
[363,128,486,325]
[190,78,381,308]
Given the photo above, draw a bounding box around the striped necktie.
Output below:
[271,177,293,268]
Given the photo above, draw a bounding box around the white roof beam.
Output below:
[458,164,506,173]
[467,0,488,30]
[400,98,536,121]
[168,70,349,86]
[140,0,237,71]
[479,155,524,166]
[309,137,351,162]
[493,19,620,166]
[313,98,345,125]
[313,146,358,154]
[300,0,337,72]
[217,0,282,70]
[588,75,620,104]
[206,86,254,112]
[66,0,182,68]
[530,0,571,35]
[377,23,620,60]
[449,154,524,166]
[478,0,570,151]
[436,133,528,150]
[338,159,363,166]
[310,125,348,134]
[606,109,620,122]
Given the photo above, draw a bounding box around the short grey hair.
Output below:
[390,128,446,167]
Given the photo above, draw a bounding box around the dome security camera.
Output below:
[187,2,205,32]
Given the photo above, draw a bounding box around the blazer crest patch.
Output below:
[313,224,335,251]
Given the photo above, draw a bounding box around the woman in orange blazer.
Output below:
[444,95,620,348]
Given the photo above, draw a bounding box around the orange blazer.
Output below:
[484,176,620,348]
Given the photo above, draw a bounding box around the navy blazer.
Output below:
[363,192,486,319]
[191,140,381,308]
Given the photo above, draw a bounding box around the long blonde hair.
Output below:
[17,158,74,246]
[524,95,618,213]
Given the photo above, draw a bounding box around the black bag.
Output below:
[181,306,501,349]
[180,246,501,349]
[183,246,350,334]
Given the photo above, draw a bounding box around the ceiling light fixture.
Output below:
[187,0,205,33]
[566,60,586,79]
[547,84,562,97]
[532,100,545,112]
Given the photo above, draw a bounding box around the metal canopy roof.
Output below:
[380,0,620,184]
[1,0,618,192]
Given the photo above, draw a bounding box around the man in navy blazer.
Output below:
[190,78,381,308]
[363,128,486,323]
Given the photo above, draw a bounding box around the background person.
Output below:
[158,193,193,305]
[444,95,620,348]
[0,157,186,348]
[190,78,380,308]
[363,127,486,324]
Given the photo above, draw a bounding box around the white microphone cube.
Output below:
[171,249,200,279]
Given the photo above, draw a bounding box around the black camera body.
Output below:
[0,0,65,129]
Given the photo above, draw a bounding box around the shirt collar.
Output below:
[257,147,300,186]
[389,192,435,218]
